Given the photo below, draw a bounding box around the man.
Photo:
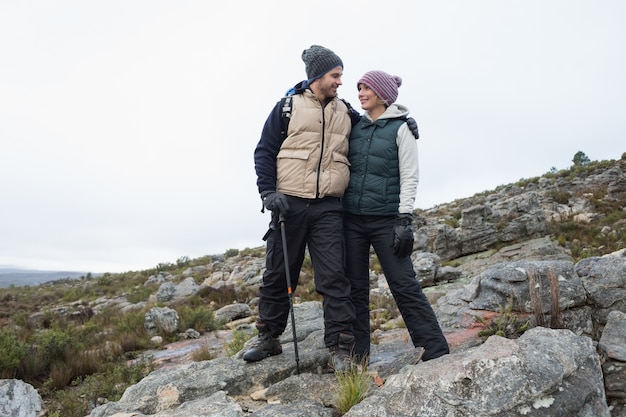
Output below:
[247,45,358,371]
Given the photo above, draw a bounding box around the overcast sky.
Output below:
[1,1,624,273]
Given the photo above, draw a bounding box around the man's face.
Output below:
[313,66,343,100]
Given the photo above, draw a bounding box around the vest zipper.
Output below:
[315,105,327,198]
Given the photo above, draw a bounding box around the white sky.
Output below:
[1,1,624,273]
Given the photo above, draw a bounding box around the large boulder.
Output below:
[345,327,609,417]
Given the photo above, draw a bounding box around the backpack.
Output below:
[279,95,419,140]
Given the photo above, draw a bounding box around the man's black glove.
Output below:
[406,117,419,140]
[391,213,414,257]
[261,191,289,214]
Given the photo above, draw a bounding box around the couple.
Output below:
[248,45,449,372]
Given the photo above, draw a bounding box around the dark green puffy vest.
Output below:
[344,117,405,215]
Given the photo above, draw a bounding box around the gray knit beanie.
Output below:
[302,45,343,81]
[358,70,402,106]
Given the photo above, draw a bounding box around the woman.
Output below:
[343,70,449,363]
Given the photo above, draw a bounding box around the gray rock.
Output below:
[173,277,199,299]
[155,281,176,302]
[599,310,626,361]
[153,391,243,417]
[599,310,626,409]
[248,400,336,417]
[0,379,42,417]
[145,306,179,334]
[215,303,252,324]
[576,249,626,326]
[344,327,609,417]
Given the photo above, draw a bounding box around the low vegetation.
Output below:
[474,297,532,339]
[0,247,328,416]
[224,328,254,357]
[334,365,372,415]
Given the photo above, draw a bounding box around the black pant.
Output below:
[258,196,354,347]
[344,213,449,361]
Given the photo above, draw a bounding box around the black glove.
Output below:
[261,191,289,214]
[391,213,414,257]
[406,117,419,140]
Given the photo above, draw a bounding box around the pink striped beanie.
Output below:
[358,70,402,106]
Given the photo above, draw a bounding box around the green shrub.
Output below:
[126,285,154,304]
[79,359,152,405]
[0,329,28,378]
[44,387,87,417]
[177,305,218,332]
[37,328,75,364]
[44,358,153,417]
[546,188,570,204]
[113,309,147,335]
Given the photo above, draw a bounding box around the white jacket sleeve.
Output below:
[396,123,419,214]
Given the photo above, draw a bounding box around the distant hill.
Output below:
[0,268,91,288]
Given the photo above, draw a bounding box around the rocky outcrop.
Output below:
[437,249,626,339]
[88,305,616,417]
[86,246,626,417]
[346,327,608,417]
[416,157,626,263]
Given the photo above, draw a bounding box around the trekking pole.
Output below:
[279,213,300,374]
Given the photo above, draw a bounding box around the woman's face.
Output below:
[357,83,385,113]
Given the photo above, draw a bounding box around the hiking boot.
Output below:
[242,325,282,362]
[327,333,356,372]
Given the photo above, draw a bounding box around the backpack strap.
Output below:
[280,95,293,140]
[340,98,353,112]
[340,98,361,127]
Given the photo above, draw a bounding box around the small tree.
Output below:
[572,151,590,167]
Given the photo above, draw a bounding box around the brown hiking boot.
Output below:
[328,333,356,372]
[243,324,282,362]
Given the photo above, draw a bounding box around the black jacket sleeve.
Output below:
[254,101,284,195]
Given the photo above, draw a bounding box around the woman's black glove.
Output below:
[391,213,414,257]
[261,191,289,214]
